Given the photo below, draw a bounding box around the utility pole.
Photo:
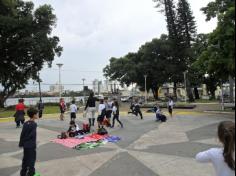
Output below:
[56,63,63,97]
[144,75,148,104]
[221,82,225,111]
[184,71,187,103]
[38,72,42,102]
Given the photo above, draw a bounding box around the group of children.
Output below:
[17,94,235,176]
[59,92,124,139]
[19,105,235,176]
[128,97,174,122]
[85,92,123,129]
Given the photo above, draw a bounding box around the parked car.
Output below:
[121,96,133,102]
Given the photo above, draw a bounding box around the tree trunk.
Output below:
[209,90,216,100]
[156,87,159,100]
[229,76,235,103]
[194,87,200,100]
[152,87,159,100]
[186,77,194,102]
[173,82,178,100]
[0,96,6,108]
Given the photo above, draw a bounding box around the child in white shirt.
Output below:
[70,100,78,121]
[196,121,235,176]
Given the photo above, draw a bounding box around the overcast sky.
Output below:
[25,0,217,91]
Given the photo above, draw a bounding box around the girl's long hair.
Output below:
[218,121,235,171]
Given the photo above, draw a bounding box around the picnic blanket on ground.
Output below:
[53,134,108,148]
[104,136,121,143]
[74,141,107,150]
[53,134,121,149]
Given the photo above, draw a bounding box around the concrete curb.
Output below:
[0,111,206,123]
[204,111,235,115]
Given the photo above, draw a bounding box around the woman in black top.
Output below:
[85,92,97,127]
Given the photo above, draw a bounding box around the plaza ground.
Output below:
[0,111,234,176]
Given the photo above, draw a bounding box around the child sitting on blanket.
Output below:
[67,121,84,137]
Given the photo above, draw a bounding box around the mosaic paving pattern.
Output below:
[0,113,234,176]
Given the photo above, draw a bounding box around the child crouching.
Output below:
[67,121,84,137]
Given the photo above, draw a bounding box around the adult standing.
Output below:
[15,99,26,128]
[37,100,44,119]
[84,92,97,127]
[59,98,66,121]
[168,97,174,117]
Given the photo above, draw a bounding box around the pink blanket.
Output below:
[53,134,107,148]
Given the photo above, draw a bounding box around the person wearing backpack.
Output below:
[196,121,235,176]
[111,101,123,128]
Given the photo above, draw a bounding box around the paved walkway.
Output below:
[0,112,234,176]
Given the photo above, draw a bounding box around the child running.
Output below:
[196,121,235,176]
[111,101,123,128]
[19,107,38,176]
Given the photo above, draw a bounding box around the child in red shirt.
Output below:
[15,99,26,128]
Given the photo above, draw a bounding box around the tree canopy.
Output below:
[104,35,173,99]
[198,0,235,80]
[0,0,63,107]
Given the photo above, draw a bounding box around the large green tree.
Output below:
[199,0,235,80]
[154,0,197,101]
[104,35,172,99]
[176,0,197,101]
[0,0,63,107]
[192,34,220,99]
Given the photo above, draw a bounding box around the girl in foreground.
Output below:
[196,121,235,176]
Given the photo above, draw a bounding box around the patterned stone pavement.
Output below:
[0,112,234,176]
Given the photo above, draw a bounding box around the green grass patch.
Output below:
[43,106,60,114]
[0,109,15,118]
[0,106,60,118]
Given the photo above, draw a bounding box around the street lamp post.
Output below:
[82,78,86,105]
[184,71,188,103]
[56,63,63,98]
[221,82,225,111]
[38,72,42,102]
[144,75,148,104]
[82,78,86,90]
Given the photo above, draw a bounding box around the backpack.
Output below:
[103,118,111,127]
[83,123,90,133]
[97,126,108,135]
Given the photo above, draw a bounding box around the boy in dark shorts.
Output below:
[19,107,38,176]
